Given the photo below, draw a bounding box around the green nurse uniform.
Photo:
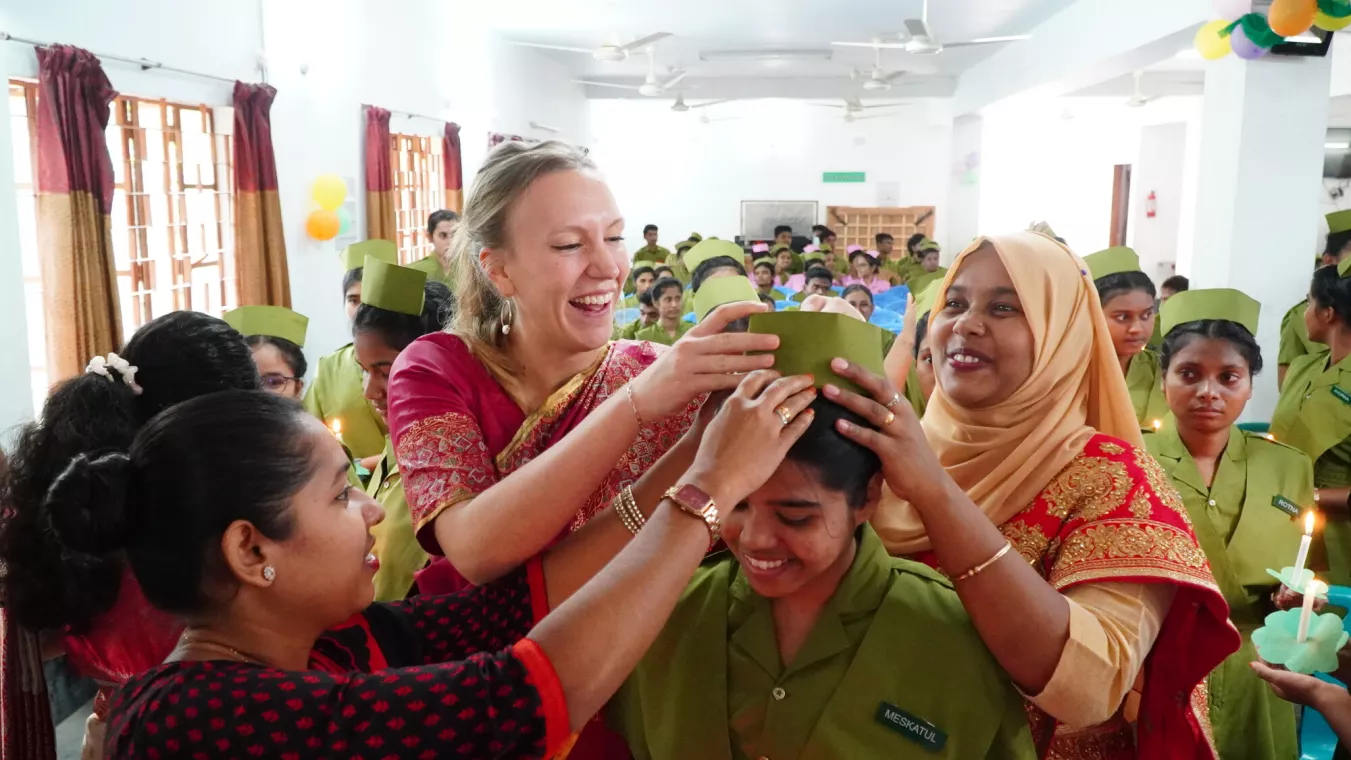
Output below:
[606,526,1035,760]
[634,321,692,346]
[407,253,452,286]
[902,279,943,419]
[365,435,428,601]
[303,345,387,460]
[906,268,947,296]
[1278,301,1322,373]
[1145,419,1311,760]
[1271,349,1351,585]
[633,244,671,265]
[1125,349,1169,429]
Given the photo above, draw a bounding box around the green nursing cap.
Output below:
[694,275,760,321]
[341,239,398,272]
[223,305,309,347]
[674,239,696,253]
[1083,246,1141,279]
[802,251,825,264]
[1159,288,1260,336]
[361,258,427,316]
[748,311,886,393]
[818,243,834,253]
[771,242,792,254]
[685,239,746,274]
[914,279,943,319]
[1329,210,1351,235]
[917,238,941,253]
[689,232,704,243]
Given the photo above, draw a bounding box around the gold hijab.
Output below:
[872,232,1143,555]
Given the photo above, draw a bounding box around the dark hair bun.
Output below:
[44,452,133,555]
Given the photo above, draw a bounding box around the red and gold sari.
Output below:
[386,333,698,760]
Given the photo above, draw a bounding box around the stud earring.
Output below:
[262,566,276,582]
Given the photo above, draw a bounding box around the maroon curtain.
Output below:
[442,122,462,214]
[232,82,290,307]
[34,44,121,384]
[488,132,525,148]
[364,106,395,241]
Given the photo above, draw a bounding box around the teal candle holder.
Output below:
[1251,608,1349,675]
[1265,567,1326,596]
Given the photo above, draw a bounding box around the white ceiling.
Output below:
[474,0,1082,99]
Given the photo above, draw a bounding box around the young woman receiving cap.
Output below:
[224,305,310,400]
[1271,258,1351,586]
[351,259,455,601]
[1143,288,1313,759]
[304,240,400,465]
[850,232,1236,758]
[1084,246,1168,429]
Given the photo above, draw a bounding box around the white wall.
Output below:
[0,0,590,434]
[1127,122,1187,284]
[946,114,984,257]
[586,99,953,250]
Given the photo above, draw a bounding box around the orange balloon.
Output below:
[1270,0,1317,36]
[306,209,340,241]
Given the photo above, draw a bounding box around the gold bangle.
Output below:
[951,542,1013,583]
[625,383,644,428]
[616,486,646,536]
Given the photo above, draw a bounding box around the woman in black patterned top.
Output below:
[62,372,814,757]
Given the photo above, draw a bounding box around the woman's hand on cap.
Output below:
[630,301,777,422]
[685,370,816,507]
[822,358,950,506]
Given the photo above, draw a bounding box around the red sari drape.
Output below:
[443,122,463,214]
[232,82,290,307]
[364,106,395,242]
[34,44,121,384]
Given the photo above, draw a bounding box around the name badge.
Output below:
[1271,495,1301,518]
[1332,386,1351,406]
[875,702,947,753]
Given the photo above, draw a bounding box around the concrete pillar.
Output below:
[1189,53,1333,420]
[945,114,983,259]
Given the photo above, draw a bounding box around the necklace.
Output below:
[178,631,267,666]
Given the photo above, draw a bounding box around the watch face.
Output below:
[674,483,713,513]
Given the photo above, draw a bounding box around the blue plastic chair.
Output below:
[682,312,696,324]
[774,287,797,299]
[1239,421,1272,434]
[613,307,639,327]
[776,300,798,311]
[870,308,904,333]
[1297,584,1351,759]
[874,286,910,311]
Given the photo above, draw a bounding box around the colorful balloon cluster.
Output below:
[305,174,352,241]
[1194,0,1348,61]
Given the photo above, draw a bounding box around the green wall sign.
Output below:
[822,171,866,183]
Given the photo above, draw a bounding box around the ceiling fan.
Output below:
[853,47,910,92]
[671,93,731,112]
[809,96,902,115]
[1126,71,1152,108]
[510,32,671,62]
[831,0,1030,55]
[574,50,688,97]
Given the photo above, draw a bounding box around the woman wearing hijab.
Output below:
[838,232,1237,758]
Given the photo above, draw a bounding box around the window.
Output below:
[390,132,444,264]
[9,80,236,410]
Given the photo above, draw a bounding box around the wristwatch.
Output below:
[664,483,722,546]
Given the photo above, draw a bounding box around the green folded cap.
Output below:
[1340,254,1351,278]
[694,275,760,321]
[674,239,696,253]
[340,239,398,272]
[689,232,704,243]
[771,243,792,254]
[802,251,825,264]
[223,305,309,347]
[1083,246,1141,280]
[748,311,886,393]
[1329,210,1351,235]
[1159,288,1260,336]
[914,279,943,320]
[361,258,427,316]
[917,238,941,253]
[685,239,746,274]
[819,243,833,253]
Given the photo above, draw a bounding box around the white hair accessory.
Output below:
[85,352,143,395]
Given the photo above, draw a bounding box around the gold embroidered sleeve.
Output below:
[397,411,498,549]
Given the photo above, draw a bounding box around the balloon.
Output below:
[1213,0,1252,18]
[1230,24,1269,58]
[1270,0,1317,35]
[306,209,341,241]
[311,174,347,211]
[1315,9,1351,29]
[1194,19,1234,60]
[336,207,353,236]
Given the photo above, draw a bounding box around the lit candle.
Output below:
[1266,434,1276,441]
[329,418,344,444]
[1292,511,1315,587]
[1298,579,1328,643]
[1152,419,1162,432]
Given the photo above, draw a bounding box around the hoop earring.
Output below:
[501,298,514,336]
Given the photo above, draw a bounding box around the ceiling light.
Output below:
[1327,142,1351,150]
[1288,34,1321,43]
[700,49,833,62]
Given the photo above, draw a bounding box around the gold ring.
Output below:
[883,411,896,427]
[885,392,903,410]
[775,406,793,426]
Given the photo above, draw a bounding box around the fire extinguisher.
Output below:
[1146,191,1157,219]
